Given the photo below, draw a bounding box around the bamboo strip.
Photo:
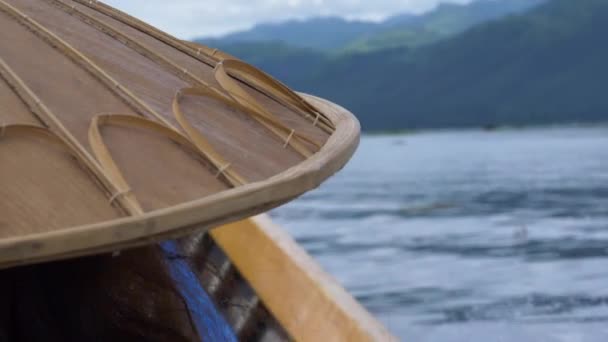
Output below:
[0,1,254,185]
[0,57,138,214]
[172,87,247,186]
[71,0,219,66]
[44,0,321,157]
[0,0,175,129]
[87,114,234,215]
[70,0,335,132]
[216,58,335,132]
[47,0,222,96]
[0,93,360,285]
[215,63,316,157]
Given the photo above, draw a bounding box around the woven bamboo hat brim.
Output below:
[0,0,359,269]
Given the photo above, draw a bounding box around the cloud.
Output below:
[104,0,475,39]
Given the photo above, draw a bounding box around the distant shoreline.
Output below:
[361,121,608,136]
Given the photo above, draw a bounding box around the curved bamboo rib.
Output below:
[0,56,137,215]
[219,59,334,133]
[1,124,71,147]
[69,0,335,132]
[2,0,315,188]
[214,63,317,158]
[42,0,322,159]
[0,57,86,158]
[89,114,230,186]
[214,62,320,142]
[88,114,237,211]
[177,42,334,133]
[0,2,256,188]
[0,124,134,213]
[47,0,326,157]
[176,82,316,161]
[0,92,359,276]
[172,88,247,186]
[0,0,174,130]
[87,115,148,215]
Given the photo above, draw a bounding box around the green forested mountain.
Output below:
[202,17,381,51]
[200,0,543,52]
[309,0,608,130]
[205,0,608,131]
[344,0,545,52]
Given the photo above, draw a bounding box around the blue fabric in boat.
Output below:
[161,241,237,342]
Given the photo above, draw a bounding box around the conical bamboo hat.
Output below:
[0,0,359,269]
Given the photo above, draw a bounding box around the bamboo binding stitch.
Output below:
[283,129,295,148]
[109,188,133,204]
[215,163,232,178]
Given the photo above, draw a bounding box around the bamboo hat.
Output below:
[0,0,359,269]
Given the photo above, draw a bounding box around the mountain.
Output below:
[201,17,384,51]
[344,0,546,52]
[199,0,545,52]
[203,0,608,131]
[200,0,547,88]
[297,0,608,130]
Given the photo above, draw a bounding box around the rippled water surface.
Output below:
[271,127,608,341]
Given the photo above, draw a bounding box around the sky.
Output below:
[104,0,476,39]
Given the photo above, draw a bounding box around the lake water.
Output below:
[271,126,608,341]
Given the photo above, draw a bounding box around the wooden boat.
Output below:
[0,0,395,340]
